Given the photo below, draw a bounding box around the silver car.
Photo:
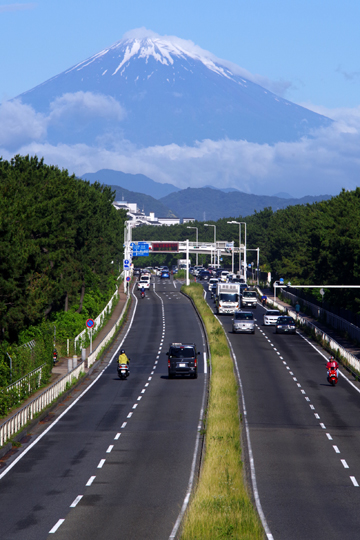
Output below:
[263,309,281,326]
[232,311,255,334]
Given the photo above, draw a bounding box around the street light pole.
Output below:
[227,221,246,279]
[204,224,216,266]
[187,226,198,266]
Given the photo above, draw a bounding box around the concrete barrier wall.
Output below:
[256,287,360,375]
[279,288,360,343]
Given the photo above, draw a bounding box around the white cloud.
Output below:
[0,99,46,148]
[1,99,360,199]
[0,92,126,149]
[49,91,125,121]
[0,3,37,13]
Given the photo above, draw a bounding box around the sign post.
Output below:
[86,319,95,354]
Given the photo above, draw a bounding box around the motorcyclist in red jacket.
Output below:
[327,356,339,379]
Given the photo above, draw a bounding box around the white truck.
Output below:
[241,289,257,308]
[177,259,191,270]
[216,283,240,314]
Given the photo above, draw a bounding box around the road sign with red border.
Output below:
[86,319,95,328]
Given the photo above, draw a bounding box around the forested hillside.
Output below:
[133,188,360,312]
[0,155,127,345]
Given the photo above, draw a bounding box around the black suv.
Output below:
[166,343,200,378]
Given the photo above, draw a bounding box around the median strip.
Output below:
[180,283,263,539]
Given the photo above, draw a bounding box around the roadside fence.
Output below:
[0,361,85,448]
[257,287,360,375]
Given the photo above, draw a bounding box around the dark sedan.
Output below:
[275,316,296,334]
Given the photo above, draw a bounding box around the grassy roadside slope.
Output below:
[180,283,263,539]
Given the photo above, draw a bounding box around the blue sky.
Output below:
[1,0,360,197]
[1,0,359,108]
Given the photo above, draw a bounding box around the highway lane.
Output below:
[205,289,360,540]
[0,277,207,540]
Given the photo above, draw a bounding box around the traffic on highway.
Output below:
[0,275,208,540]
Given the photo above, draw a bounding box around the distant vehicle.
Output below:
[199,270,212,281]
[160,270,170,279]
[232,311,255,334]
[137,276,151,289]
[241,290,257,309]
[208,278,219,291]
[276,316,296,334]
[220,271,230,282]
[166,343,200,378]
[263,310,281,326]
[216,283,240,314]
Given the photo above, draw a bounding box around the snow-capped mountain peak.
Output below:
[67,32,236,83]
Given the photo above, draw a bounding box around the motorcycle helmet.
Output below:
[120,349,125,354]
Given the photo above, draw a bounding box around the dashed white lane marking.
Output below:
[127,412,133,418]
[305,397,310,401]
[137,395,142,401]
[297,383,301,387]
[314,413,320,419]
[203,352,207,374]
[114,433,121,440]
[97,459,106,468]
[70,495,83,508]
[341,459,349,469]
[293,377,297,381]
[333,445,340,453]
[151,370,155,375]
[106,445,114,453]
[286,367,290,370]
[283,361,287,365]
[86,476,96,486]
[310,405,315,410]
[350,476,359,487]
[121,422,127,428]
[276,351,280,355]
[145,382,149,387]
[280,356,284,360]
[49,519,65,533]
[141,389,146,394]
[132,404,138,410]
[148,377,152,381]
[301,390,306,394]
[326,433,333,440]
[320,423,326,429]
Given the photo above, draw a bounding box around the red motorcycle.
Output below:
[328,368,338,386]
[140,290,145,299]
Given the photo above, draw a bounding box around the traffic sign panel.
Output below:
[126,276,130,282]
[86,319,95,329]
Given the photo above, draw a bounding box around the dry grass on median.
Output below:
[180,283,263,540]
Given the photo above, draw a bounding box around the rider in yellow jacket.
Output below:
[118,349,130,368]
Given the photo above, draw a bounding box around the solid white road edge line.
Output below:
[203,352,207,374]
[0,283,140,482]
[227,337,274,540]
[297,331,360,394]
[168,374,208,540]
[213,312,274,539]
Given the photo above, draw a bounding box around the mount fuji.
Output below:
[17,29,331,149]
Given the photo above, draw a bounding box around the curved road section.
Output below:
[0,277,207,540]
[209,288,360,540]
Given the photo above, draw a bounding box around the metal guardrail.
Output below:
[5,364,45,394]
[256,287,360,375]
[87,288,130,367]
[0,361,86,448]
[0,283,131,448]
[280,288,360,343]
[74,287,119,351]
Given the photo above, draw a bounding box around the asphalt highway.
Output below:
[206,288,360,540]
[0,277,207,540]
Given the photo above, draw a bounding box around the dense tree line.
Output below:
[133,189,360,312]
[0,155,127,345]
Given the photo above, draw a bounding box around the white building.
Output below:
[113,201,190,227]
